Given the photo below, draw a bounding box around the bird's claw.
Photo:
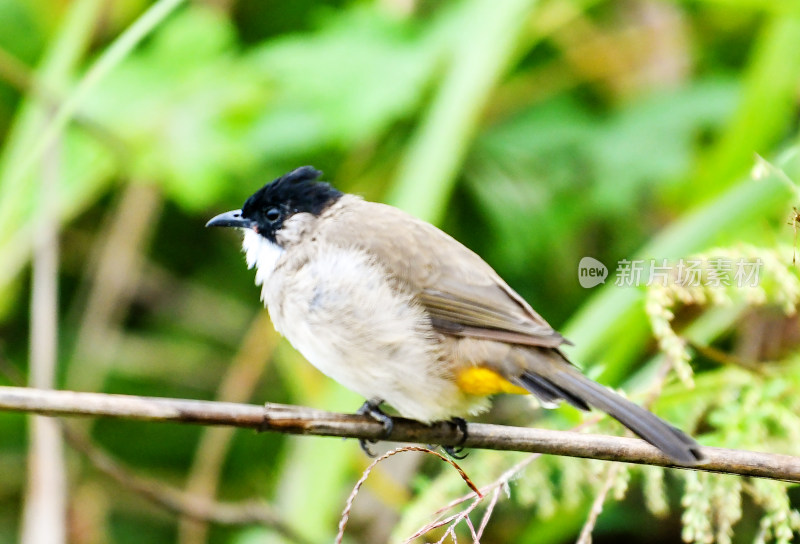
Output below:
[442,417,469,459]
[357,399,393,457]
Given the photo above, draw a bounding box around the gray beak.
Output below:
[206,209,256,229]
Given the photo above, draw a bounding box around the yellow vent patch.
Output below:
[455,367,528,396]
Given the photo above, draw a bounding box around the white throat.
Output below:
[241,229,284,302]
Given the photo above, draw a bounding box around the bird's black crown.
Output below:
[241,166,343,242]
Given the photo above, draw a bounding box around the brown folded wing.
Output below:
[319,198,568,349]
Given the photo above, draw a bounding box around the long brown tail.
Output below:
[510,349,704,465]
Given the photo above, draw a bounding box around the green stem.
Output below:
[0,0,185,238]
[386,0,539,224]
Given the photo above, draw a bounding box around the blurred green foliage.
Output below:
[0,0,799,543]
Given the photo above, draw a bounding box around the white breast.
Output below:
[251,240,487,423]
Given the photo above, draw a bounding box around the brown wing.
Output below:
[318,197,568,349]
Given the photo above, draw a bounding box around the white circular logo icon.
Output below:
[578,257,608,288]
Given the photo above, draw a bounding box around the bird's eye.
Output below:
[265,207,281,222]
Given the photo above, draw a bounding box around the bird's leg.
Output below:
[357,398,393,457]
[442,417,469,459]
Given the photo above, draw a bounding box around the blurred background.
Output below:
[1,0,799,542]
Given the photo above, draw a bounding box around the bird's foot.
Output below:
[442,417,469,460]
[357,399,393,457]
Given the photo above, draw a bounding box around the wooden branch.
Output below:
[1,386,798,483]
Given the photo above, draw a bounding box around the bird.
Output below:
[206,166,703,464]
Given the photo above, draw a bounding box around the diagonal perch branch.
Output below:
[1,386,799,483]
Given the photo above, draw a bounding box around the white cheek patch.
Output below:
[241,229,284,292]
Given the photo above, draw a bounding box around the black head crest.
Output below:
[240,166,343,242]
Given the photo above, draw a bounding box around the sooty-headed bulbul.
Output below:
[207,166,703,464]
